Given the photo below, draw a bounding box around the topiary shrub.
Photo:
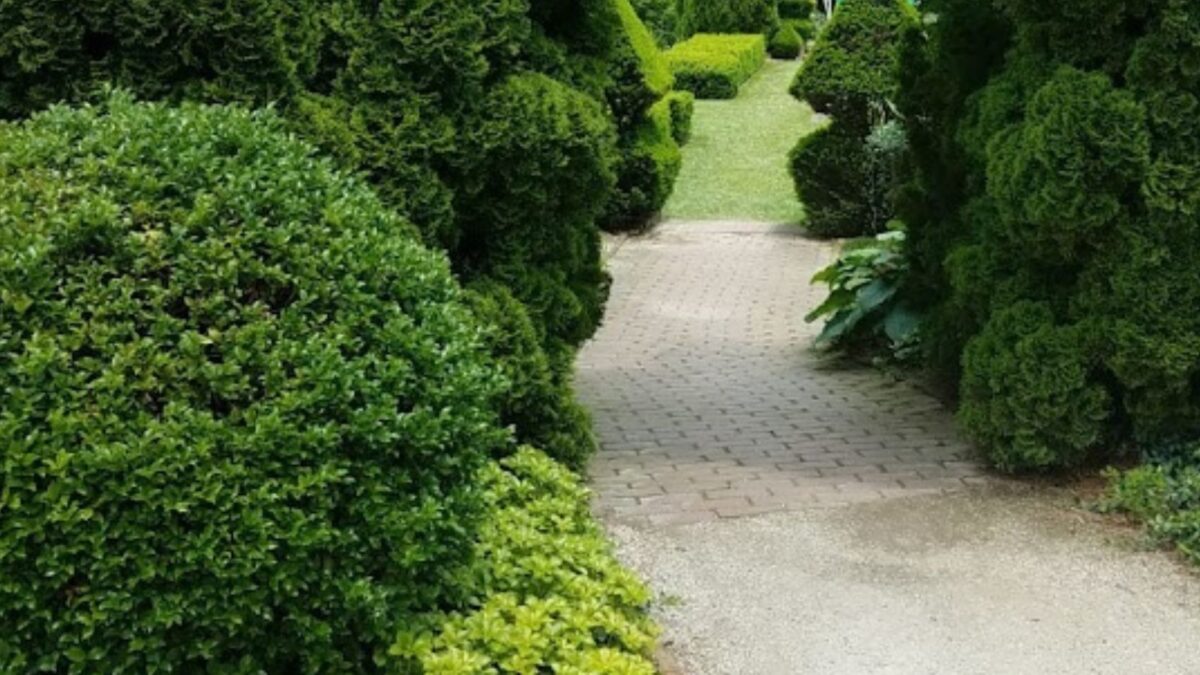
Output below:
[602,0,685,230]
[768,23,804,59]
[666,33,768,99]
[392,448,659,673]
[0,95,508,672]
[631,0,680,46]
[660,89,696,144]
[676,0,780,37]
[788,0,914,238]
[454,73,617,358]
[465,282,597,471]
[790,17,818,41]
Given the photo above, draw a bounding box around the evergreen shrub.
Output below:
[666,34,768,99]
[0,95,507,672]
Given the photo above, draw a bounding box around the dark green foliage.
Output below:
[666,34,768,99]
[959,303,1110,472]
[789,17,818,41]
[676,0,780,36]
[465,282,596,471]
[631,0,680,46]
[898,0,1200,469]
[790,126,872,236]
[806,229,920,359]
[768,23,804,59]
[454,74,617,357]
[779,0,816,20]
[0,96,507,672]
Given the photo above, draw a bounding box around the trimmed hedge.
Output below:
[660,90,696,144]
[603,0,685,230]
[676,0,780,36]
[0,95,507,672]
[394,449,658,672]
[769,23,804,59]
[666,34,767,99]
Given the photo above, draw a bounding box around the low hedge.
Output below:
[676,0,780,36]
[393,448,658,673]
[0,95,507,672]
[666,34,767,99]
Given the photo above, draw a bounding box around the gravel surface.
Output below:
[607,486,1200,675]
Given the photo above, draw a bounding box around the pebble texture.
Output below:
[577,220,1200,674]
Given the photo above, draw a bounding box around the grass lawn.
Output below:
[664,58,821,225]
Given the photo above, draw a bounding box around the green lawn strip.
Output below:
[665,58,820,225]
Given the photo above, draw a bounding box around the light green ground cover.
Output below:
[664,58,820,225]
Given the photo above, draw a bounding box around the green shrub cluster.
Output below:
[896,0,1200,471]
[676,0,780,37]
[0,0,641,466]
[0,95,509,672]
[789,0,916,237]
[393,448,658,673]
[659,90,697,144]
[603,0,686,230]
[1103,440,1200,566]
[768,23,804,59]
[666,34,768,99]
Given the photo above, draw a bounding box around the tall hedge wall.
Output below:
[676,0,780,37]
[897,0,1200,471]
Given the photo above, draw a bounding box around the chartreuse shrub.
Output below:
[789,0,915,237]
[464,281,596,471]
[676,0,780,37]
[391,449,658,673]
[0,95,509,672]
[893,0,1200,471]
[666,34,767,99]
[603,0,686,230]
[658,89,696,144]
[768,22,804,59]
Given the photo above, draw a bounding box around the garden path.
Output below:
[577,220,1200,674]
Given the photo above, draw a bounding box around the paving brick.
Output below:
[577,221,989,525]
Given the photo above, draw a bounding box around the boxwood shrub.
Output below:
[778,0,815,20]
[666,34,767,99]
[660,90,696,144]
[0,95,507,672]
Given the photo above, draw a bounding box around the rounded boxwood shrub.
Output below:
[0,95,507,672]
[768,23,804,59]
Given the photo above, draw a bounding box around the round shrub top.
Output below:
[0,94,506,671]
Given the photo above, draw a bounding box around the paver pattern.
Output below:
[577,220,986,527]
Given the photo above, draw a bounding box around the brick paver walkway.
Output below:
[577,220,986,527]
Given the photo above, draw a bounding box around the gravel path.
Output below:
[576,220,1200,674]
